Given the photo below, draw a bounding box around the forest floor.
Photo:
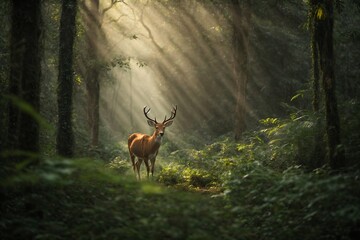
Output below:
[1,169,234,240]
[1,142,360,240]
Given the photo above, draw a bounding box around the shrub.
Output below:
[156,164,185,186]
[107,156,130,174]
[157,163,218,190]
[183,167,216,188]
[223,162,360,240]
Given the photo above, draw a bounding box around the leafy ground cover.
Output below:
[2,110,360,240]
[2,155,359,240]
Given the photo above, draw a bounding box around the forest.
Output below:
[1,0,360,239]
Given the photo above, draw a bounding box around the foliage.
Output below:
[156,108,360,239]
[340,99,360,166]
[158,109,326,190]
[223,163,360,240]
[1,0,360,239]
[0,156,230,240]
[83,143,127,166]
[2,146,360,240]
[107,156,130,174]
[2,103,360,239]
[157,163,218,190]
[257,109,323,169]
[157,136,239,189]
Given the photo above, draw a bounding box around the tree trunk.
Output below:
[86,71,100,147]
[57,0,77,157]
[232,0,250,141]
[314,1,344,169]
[309,1,324,169]
[81,0,101,148]
[8,0,42,155]
[311,17,320,112]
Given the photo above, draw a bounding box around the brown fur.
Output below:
[128,106,176,180]
[128,130,161,180]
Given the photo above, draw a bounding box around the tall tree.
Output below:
[80,0,102,148]
[7,0,42,155]
[57,0,78,157]
[79,0,122,148]
[310,3,321,112]
[0,1,10,153]
[232,0,251,140]
[309,1,324,169]
[311,0,344,169]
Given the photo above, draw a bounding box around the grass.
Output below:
[2,149,360,240]
[2,108,360,240]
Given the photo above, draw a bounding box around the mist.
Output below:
[92,1,236,145]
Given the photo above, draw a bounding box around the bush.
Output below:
[223,162,360,240]
[183,167,216,188]
[0,156,233,240]
[157,163,218,190]
[107,156,131,174]
[157,164,185,185]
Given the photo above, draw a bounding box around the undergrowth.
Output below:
[2,107,360,239]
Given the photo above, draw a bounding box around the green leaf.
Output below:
[304,211,318,220]
[5,95,52,130]
[290,92,303,102]
[315,7,325,20]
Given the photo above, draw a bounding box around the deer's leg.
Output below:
[130,153,136,173]
[135,158,143,180]
[150,158,156,177]
[144,159,150,179]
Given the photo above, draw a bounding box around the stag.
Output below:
[128,105,177,180]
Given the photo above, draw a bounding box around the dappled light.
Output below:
[1,0,360,239]
[94,1,237,140]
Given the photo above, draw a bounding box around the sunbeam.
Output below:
[90,0,250,145]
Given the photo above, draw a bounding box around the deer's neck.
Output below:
[150,131,162,147]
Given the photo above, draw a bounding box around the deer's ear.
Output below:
[164,120,173,127]
[147,120,156,127]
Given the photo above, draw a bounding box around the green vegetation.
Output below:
[1,0,360,239]
[2,107,360,239]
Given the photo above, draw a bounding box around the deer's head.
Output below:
[143,105,177,142]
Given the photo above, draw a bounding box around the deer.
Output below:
[128,105,177,180]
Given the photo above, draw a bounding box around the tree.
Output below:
[310,2,321,112]
[78,0,105,148]
[79,0,123,148]
[82,0,101,148]
[309,0,324,169]
[57,0,78,157]
[0,1,10,153]
[310,0,344,169]
[7,0,42,156]
[231,0,251,140]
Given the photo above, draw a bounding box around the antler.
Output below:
[163,105,177,123]
[143,106,157,123]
